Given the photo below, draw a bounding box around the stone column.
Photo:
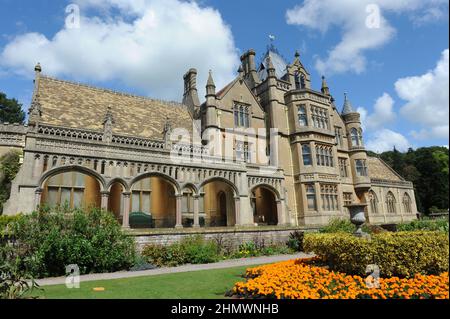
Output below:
[100,191,109,211]
[234,196,241,226]
[276,199,287,226]
[34,188,43,210]
[175,194,183,229]
[122,192,131,228]
[193,195,200,228]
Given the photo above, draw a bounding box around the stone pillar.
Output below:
[34,188,43,210]
[193,195,200,228]
[175,194,183,228]
[234,196,241,226]
[100,191,110,211]
[276,199,287,226]
[122,192,131,228]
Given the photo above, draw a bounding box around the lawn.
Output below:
[34,265,255,299]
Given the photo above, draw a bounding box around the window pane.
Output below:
[132,192,140,212]
[47,187,59,206]
[73,189,84,208]
[141,192,151,214]
[61,188,71,206]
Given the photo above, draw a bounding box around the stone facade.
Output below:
[0,46,418,228]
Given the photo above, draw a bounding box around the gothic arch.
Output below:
[107,177,130,192]
[199,177,239,196]
[38,165,107,191]
[250,184,281,200]
[180,183,199,196]
[130,172,180,195]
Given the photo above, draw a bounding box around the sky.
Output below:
[0,0,448,152]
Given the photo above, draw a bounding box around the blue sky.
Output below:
[0,0,448,152]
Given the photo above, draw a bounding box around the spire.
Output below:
[294,50,300,62]
[206,70,216,96]
[321,76,330,96]
[342,93,355,115]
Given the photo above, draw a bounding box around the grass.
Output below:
[34,265,255,299]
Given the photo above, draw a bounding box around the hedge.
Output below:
[303,231,449,278]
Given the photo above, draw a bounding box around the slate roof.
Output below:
[368,156,404,181]
[35,76,193,140]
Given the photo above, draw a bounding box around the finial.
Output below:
[34,62,42,73]
[295,50,300,58]
[321,76,330,96]
[207,69,215,87]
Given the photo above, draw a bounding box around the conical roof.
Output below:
[257,45,288,81]
[341,93,355,115]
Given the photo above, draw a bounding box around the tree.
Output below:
[0,92,25,124]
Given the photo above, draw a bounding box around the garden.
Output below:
[229,218,449,299]
[0,207,448,299]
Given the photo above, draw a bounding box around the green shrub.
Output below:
[319,217,356,233]
[142,235,220,267]
[304,231,449,278]
[0,151,21,214]
[397,218,449,232]
[287,231,304,251]
[0,214,23,236]
[0,242,40,299]
[8,206,136,278]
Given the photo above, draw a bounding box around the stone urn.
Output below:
[345,203,368,237]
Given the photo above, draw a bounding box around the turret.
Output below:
[341,93,371,192]
[204,70,218,129]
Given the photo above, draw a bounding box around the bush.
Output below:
[0,151,21,214]
[287,231,304,252]
[303,231,449,278]
[8,206,136,278]
[0,214,23,236]
[0,242,40,299]
[142,235,220,267]
[319,217,356,233]
[397,218,448,232]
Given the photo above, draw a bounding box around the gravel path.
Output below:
[36,252,313,287]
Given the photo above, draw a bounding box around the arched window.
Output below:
[234,105,239,127]
[42,171,100,209]
[298,105,308,126]
[386,192,396,214]
[403,193,412,213]
[239,106,245,127]
[369,190,378,214]
[302,144,312,166]
[294,72,306,89]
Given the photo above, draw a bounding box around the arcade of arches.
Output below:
[40,170,282,229]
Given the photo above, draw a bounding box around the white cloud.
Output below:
[286,0,448,75]
[0,0,239,101]
[357,92,395,131]
[396,49,449,140]
[366,128,412,153]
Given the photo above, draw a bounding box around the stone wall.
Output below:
[129,226,318,252]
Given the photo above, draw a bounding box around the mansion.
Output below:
[0,45,418,228]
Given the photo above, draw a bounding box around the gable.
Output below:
[368,156,404,181]
[216,78,265,119]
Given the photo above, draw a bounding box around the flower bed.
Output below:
[230,258,449,299]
